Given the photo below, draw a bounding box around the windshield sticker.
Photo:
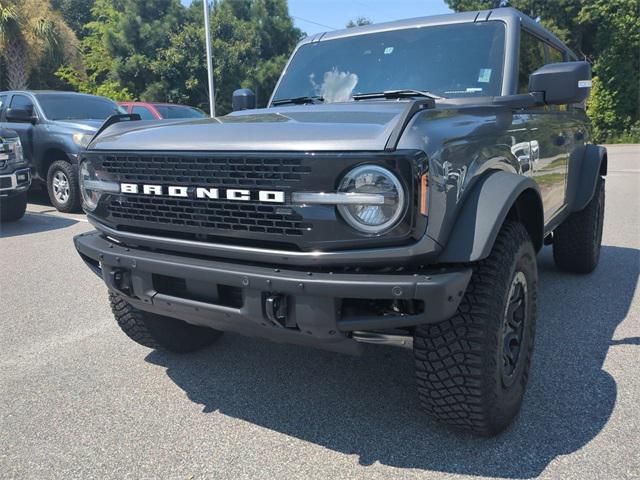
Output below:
[310,68,359,103]
[478,68,492,83]
[384,47,394,55]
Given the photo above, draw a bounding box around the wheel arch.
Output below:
[38,147,72,180]
[436,171,544,263]
[567,144,607,213]
[506,188,544,253]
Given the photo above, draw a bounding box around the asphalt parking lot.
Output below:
[1,145,638,479]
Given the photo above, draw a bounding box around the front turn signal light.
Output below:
[420,174,428,216]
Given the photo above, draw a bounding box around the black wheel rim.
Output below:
[501,271,528,387]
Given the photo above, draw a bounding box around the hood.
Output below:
[0,128,19,140]
[89,102,410,152]
[54,119,103,132]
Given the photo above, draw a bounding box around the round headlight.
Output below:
[337,165,405,234]
[79,160,100,211]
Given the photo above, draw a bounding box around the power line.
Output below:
[291,15,338,31]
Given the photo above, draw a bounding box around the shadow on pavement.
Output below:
[27,188,54,208]
[146,244,639,478]
[0,212,78,238]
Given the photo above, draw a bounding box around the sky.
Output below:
[182,1,453,36]
[288,0,452,36]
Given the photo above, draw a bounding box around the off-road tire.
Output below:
[47,160,81,213]
[109,293,223,353]
[0,191,27,222]
[414,221,537,436]
[553,177,605,274]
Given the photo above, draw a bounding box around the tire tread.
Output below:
[109,292,222,353]
[47,160,81,213]
[0,191,27,222]
[553,178,605,273]
[414,222,537,436]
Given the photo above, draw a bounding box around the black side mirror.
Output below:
[529,61,591,105]
[6,108,36,124]
[232,89,256,111]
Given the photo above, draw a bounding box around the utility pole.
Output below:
[203,0,216,117]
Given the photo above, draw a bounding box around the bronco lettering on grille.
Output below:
[119,183,285,203]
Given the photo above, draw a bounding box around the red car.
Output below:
[118,101,207,120]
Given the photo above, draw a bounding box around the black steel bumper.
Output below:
[74,231,471,354]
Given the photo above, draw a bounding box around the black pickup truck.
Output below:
[0,128,30,222]
[74,8,606,435]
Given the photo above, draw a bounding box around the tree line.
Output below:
[0,0,638,142]
[0,0,302,114]
[446,0,639,143]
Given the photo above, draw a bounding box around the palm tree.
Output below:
[0,0,78,89]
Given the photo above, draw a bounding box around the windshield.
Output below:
[273,21,506,103]
[36,94,124,120]
[156,105,206,119]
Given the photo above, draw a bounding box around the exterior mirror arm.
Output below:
[492,92,544,109]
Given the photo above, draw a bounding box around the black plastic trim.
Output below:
[568,144,607,212]
[384,98,436,151]
[436,171,543,263]
[90,113,141,145]
[86,214,442,267]
[74,230,471,346]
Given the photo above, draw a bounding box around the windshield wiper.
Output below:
[352,89,443,101]
[272,96,324,106]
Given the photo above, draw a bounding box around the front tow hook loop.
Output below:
[110,268,132,296]
[265,294,287,328]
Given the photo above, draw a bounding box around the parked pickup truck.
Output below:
[74,8,606,436]
[0,128,30,222]
[0,91,124,212]
[118,101,207,120]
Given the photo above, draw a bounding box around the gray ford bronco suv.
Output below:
[0,128,30,222]
[74,8,607,435]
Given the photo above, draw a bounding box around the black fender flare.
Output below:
[436,171,543,263]
[568,144,607,212]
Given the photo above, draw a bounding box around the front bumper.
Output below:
[86,214,442,268]
[0,168,31,197]
[74,231,471,354]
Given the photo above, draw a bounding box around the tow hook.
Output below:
[110,268,132,296]
[265,294,288,328]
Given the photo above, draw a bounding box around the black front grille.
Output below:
[102,154,312,187]
[107,194,312,236]
[0,177,11,189]
[90,150,420,252]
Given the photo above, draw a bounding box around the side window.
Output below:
[547,44,565,64]
[518,30,546,93]
[132,106,155,120]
